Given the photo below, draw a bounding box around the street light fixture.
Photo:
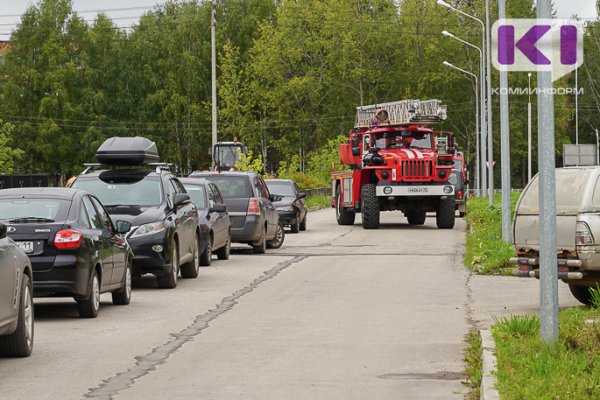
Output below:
[442,30,485,198]
[443,61,479,196]
[437,0,492,203]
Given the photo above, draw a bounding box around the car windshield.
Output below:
[202,176,253,199]
[183,184,207,208]
[266,182,295,197]
[72,176,163,207]
[0,198,70,222]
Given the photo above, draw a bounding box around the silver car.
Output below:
[511,166,600,304]
[0,222,34,357]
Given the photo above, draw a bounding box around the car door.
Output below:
[0,233,17,324]
[255,176,277,237]
[90,196,127,286]
[168,177,195,259]
[82,196,114,287]
[208,183,227,248]
[293,183,307,222]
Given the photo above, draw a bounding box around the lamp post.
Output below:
[443,61,479,188]
[528,73,532,183]
[442,30,484,197]
[437,0,489,199]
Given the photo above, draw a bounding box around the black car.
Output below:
[0,222,34,357]
[265,179,308,233]
[0,188,132,318]
[180,178,231,266]
[71,136,200,289]
[189,171,284,253]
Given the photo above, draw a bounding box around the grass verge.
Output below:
[306,195,331,209]
[463,331,482,400]
[492,304,600,399]
[464,193,520,275]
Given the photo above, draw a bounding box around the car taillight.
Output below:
[457,190,463,200]
[576,222,594,245]
[247,198,261,215]
[54,229,83,249]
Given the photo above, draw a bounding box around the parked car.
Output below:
[448,170,467,218]
[0,188,132,318]
[189,171,284,253]
[511,166,600,305]
[179,178,231,266]
[0,222,34,357]
[70,136,200,288]
[265,179,308,233]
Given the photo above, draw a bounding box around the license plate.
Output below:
[16,241,34,254]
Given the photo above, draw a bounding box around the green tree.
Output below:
[0,121,24,173]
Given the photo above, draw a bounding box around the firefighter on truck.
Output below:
[331,99,457,230]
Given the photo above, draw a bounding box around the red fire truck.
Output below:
[332,99,457,229]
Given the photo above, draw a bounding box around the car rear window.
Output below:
[518,169,592,214]
[202,176,253,199]
[266,182,295,197]
[0,198,70,222]
[183,184,207,208]
[72,175,163,207]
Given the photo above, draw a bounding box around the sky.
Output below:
[0,0,597,38]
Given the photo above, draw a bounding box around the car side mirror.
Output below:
[298,191,307,199]
[352,147,360,156]
[115,220,131,234]
[0,222,6,239]
[173,193,191,207]
[209,203,227,213]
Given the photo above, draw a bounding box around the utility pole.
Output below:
[575,68,579,146]
[499,0,511,242]
[486,0,494,205]
[596,129,599,165]
[537,0,559,345]
[211,7,217,155]
[528,73,532,182]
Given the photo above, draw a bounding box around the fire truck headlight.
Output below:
[438,170,447,179]
[444,186,453,194]
[383,186,393,195]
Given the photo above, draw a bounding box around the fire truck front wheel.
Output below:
[335,186,356,225]
[361,184,380,229]
[436,196,456,229]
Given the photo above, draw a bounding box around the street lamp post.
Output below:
[442,30,484,197]
[443,61,479,186]
[528,73,532,183]
[437,0,489,199]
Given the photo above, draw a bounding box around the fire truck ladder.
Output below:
[355,99,447,128]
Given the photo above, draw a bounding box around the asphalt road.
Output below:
[0,208,579,400]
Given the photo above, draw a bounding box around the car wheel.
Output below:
[157,243,178,289]
[252,227,267,254]
[299,213,307,231]
[200,234,212,267]
[78,271,100,318]
[569,283,594,305]
[216,231,231,260]
[181,234,201,277]
[112,261,132,305]
[0,274,34,357]
[267,222,285,249]
[291,213,300,233]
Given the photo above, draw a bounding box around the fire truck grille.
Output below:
[402,160,432,178]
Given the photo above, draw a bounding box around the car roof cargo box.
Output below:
[96,136,159,165]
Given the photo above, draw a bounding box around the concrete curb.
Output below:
[480,329,500,400]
